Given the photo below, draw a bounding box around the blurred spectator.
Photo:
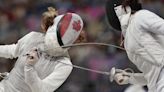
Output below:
[142,0,164,18]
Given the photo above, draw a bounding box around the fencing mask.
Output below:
[105,0,142,31]
[44,13,83,56]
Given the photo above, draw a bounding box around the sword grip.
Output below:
[109,67,134,82]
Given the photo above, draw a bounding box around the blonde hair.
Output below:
[41,7,58,32]
[42,7,58,18]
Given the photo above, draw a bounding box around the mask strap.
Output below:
[120,32,124,47]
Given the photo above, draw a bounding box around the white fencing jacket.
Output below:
[124,85,145,92]
[120,10,164,92]
[0,32,73,92]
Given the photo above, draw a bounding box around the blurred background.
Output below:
[0,0,164,92]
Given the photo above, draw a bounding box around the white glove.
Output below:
[114,70,131,85]
[25,48,39,66]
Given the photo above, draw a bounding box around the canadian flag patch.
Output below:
[73,20,81,32]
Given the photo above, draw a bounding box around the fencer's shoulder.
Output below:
[19,32,44,42]
[135,9,154,16]
[134,10,158,25]
[134,10,157,21]
[25,31,44,38]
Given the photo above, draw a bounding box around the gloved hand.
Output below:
[25,48,39,66]
[114,70,131,85]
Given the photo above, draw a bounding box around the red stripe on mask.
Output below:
[60,13,72,37]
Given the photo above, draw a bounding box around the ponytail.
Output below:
[41,7,58,32]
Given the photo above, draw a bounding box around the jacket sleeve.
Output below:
[24,58,73,92]
[0,32,34,59]
[129,73,147,86]
[0,44,19,59]
[138,10,164,35]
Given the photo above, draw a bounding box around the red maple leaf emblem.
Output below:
[72,20,81,32]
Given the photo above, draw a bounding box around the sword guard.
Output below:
[109,67,116,82]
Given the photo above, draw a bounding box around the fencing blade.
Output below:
[57,60,118,82]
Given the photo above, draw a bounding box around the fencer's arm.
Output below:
[0,32,36,59]
[0,44,19,59]
[138,10,164,35]
[128,73,147,85]
[131,10,164,66]
[114,72,147,86]
[24,58,73,92]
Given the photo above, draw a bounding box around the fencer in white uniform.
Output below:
[124,85,145,92]
[106,0,164,92]
[0,11,84,92]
